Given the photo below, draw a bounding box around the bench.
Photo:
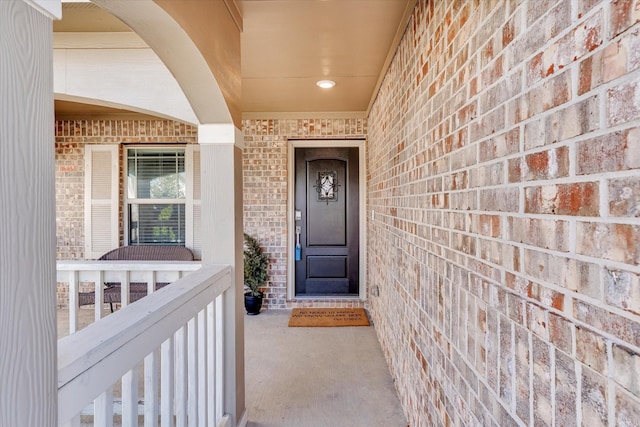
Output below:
[78,245,195,311]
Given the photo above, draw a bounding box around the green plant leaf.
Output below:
[243,233,269,296]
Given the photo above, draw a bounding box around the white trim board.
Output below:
[286,139,367,301]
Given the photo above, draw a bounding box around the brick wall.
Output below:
[55,119,197,307]
[242,118,367,309]
[55,137,84,261]
[367,1,640,426]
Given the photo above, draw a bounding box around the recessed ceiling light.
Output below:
[316,80,336,89]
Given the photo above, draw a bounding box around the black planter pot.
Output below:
[244,292,263,315]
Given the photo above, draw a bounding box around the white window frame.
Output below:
[124,145,191,247]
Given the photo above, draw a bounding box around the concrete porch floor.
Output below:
[245,310,407,427]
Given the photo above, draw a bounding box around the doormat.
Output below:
[288,308,370,327]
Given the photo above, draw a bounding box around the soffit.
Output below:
[54,1,414,120]
[239,0,413,116]
[54,100,163,121]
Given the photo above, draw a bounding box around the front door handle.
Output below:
[295,226,301,261]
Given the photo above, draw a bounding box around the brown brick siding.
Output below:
[367,1,640,426]
[242,119,367,309]
[55,139,84,261]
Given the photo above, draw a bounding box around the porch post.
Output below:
[0,1,60,426]
[198,124,246,425]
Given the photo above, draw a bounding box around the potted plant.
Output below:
[243,233,269,315]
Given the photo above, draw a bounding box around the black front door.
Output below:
[294,147,359,295]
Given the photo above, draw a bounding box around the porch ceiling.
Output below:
[54,0,415,121]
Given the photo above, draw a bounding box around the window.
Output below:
[126,148,186,245]
[85,144,200,259]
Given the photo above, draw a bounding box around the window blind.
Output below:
[127,148,186,246]
[129,203,185,245]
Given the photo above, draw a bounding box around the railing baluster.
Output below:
[122,366,138,427]
[161,337,174,427]
[94,270,105,321]
[68,270,79,334]
[94,387,114,427]
[121,270,131,307]
[206,302,215,427]
[215,295,224,420]
[144,350,159,427]
[175,325,188,427]
[198,309,207,427]
[146,270,156,294]
[188,317,199,425]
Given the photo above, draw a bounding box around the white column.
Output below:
[0,1,60,427]
[198,123,246,425]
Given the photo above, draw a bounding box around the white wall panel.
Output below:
[54,43,198,124]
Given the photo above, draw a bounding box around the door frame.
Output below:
[287,139,367,301]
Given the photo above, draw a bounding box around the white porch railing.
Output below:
[57,260,203,331]
[56,262,233,427]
